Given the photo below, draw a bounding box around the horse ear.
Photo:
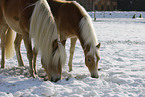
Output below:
[96,43,101,49]
[52,39,58,51]
[84,45,90,53]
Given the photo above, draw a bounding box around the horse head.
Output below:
[41,59,62,82]
[41,39,66,82]
[84,43,100,78]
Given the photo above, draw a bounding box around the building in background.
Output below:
[73,0,94,11]
[69,0,117,11]
[94,0,117,11]
[117,0,145,11]
[68,0,145,11]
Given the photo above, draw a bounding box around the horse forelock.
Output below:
[52,42,66,67]
[29,0,62,68]
[86,45,100,60]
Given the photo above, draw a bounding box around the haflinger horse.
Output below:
[0,0,66,82]
[0,2,16,68]
[47,0,101,78]
[34,0,100,78]
[13,0,100,78]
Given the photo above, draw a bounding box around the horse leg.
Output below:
[0,24,8,68]
[33,47,38,74]
[14,33,24,67]
[22,33,35,78]
[61,40,66,46]
[68,38,77,72]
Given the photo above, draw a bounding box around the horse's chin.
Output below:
[90,70,99,78]
[49,74,61,82]
[91,75,99,78]
[50,78,60,82]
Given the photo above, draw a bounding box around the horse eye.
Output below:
[52,50,56,56]
[88,58,91,62]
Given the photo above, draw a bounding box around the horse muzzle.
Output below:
[50,74,61,82]
[90,70,99,78]
[91,74,99,78]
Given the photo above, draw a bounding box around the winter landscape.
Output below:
[0,11,145,97]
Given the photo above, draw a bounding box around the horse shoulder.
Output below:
[19,0,36,33]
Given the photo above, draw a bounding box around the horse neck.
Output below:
[47,0,64,17]
[29,0,59,65]
[79,38,95,56]
[78,17,98,55]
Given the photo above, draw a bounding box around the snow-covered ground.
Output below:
[88,11,145,18]
[0,12,145,97]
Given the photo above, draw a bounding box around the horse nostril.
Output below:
[54,78,60,82]
[91,75,96,78]
[50,77,60,82]
[91,75,99,78]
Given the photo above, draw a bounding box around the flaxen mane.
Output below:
[29,0,66,69]
[73,2,99,56]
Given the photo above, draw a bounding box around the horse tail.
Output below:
[5,28,16,59]
[29,0,66,66]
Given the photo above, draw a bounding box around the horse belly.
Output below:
[57,24,77,38]
[4,0,22,33]
[5,17,21,33]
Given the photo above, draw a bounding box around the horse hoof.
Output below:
[1,66,5,68]
[29,72,36,78]
[32,74,36,78]
[69,68,72,72]
[98,68,102,71]
[35,71,37,75]
[44,77,48,81]
[18,64,24,67]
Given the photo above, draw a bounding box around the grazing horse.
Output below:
[48,0,101,78]
[14,0,100,78]
[0,0,66,82]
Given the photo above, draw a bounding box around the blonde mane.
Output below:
[73,2,99,55]
[29,0,66,68]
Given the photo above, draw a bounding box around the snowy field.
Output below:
[0,12,145,97]
[88,11,145,18]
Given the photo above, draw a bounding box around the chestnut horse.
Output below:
[15,0,101,78]
[48,0,101,78]
[0,1,16,68]
[0,0,66,82]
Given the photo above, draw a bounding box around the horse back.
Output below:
[49,0,83,38]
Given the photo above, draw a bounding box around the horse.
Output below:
[15,0,101,78]
[0,2,16,68]
[0,0,66,82]
[47,0,101,78]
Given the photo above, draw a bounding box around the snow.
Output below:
[88,11,145,18]
[0,11,145,97]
